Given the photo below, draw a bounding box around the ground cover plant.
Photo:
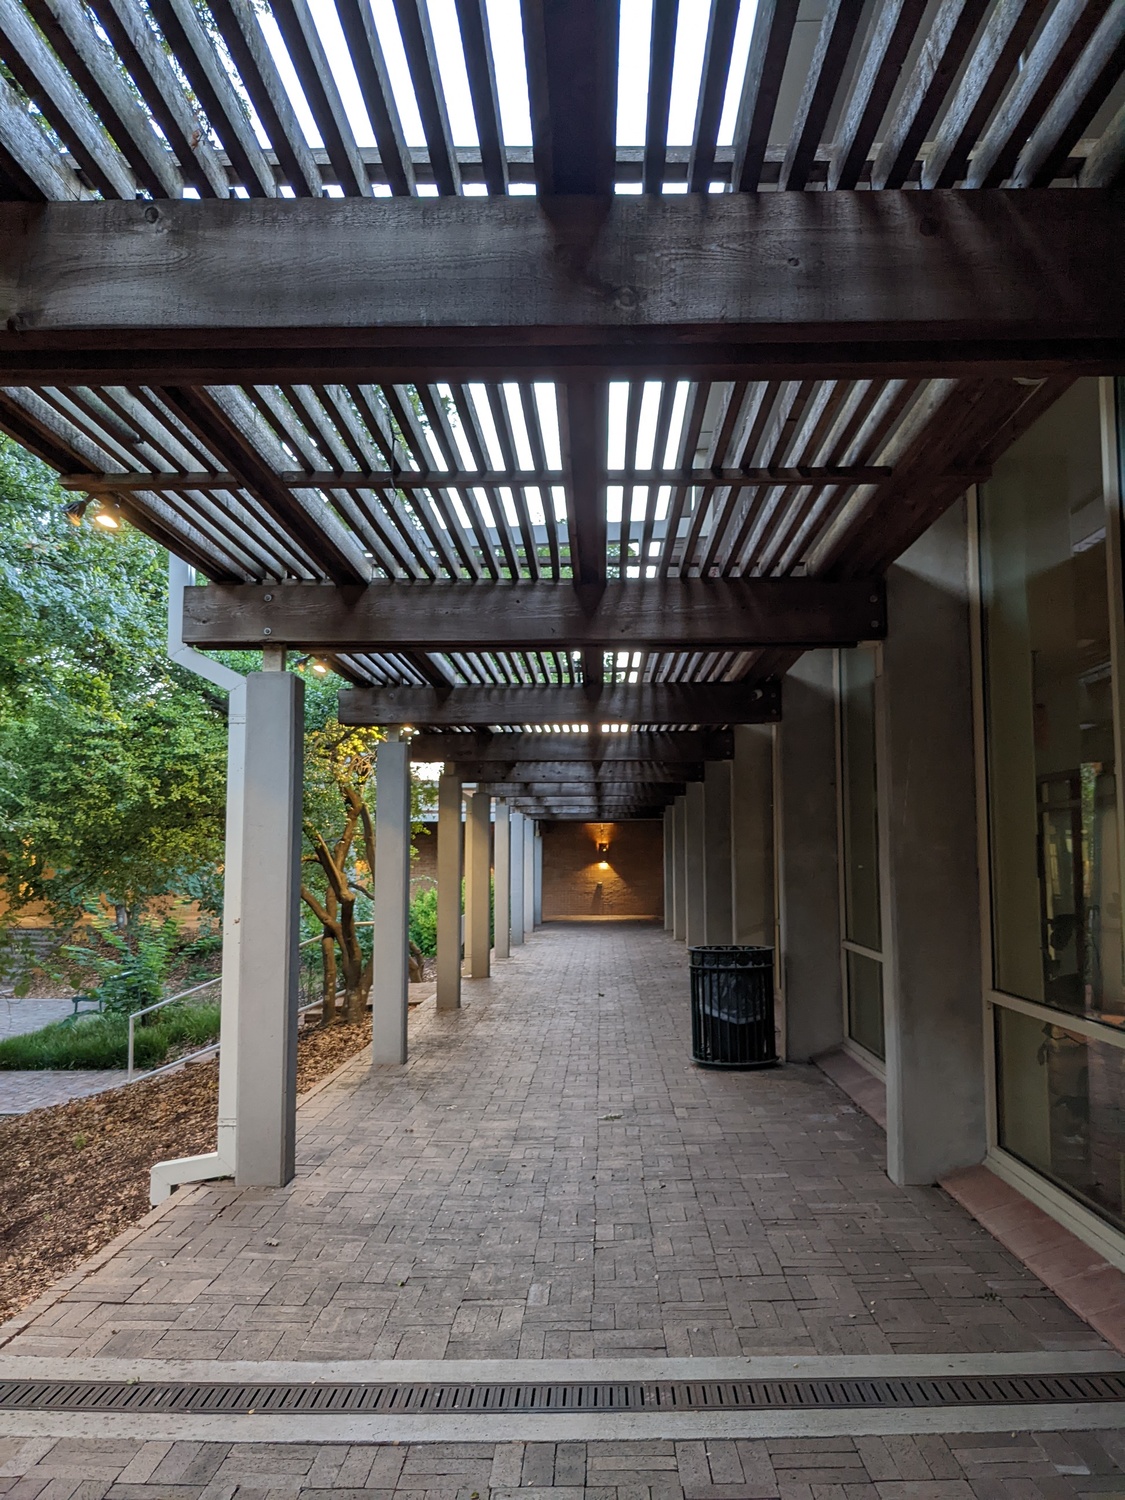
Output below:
[0,1002,221,1071]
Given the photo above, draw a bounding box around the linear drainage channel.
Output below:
[1,1374,1124,1416]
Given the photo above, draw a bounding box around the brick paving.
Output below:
[0,1070,130,1115]
[4,922,1104,1361]
[3,1431,1125,1499]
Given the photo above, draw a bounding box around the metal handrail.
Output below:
[124,932,357,1082]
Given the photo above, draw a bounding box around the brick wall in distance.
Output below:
[541,820,664,920]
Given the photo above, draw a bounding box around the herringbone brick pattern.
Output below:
[5,923,1105,1359]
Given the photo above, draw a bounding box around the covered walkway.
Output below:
[4,924,1102,1362]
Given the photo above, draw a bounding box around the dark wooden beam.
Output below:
[2,193,1121,383]
[182,579,884,651]
[450,762,702,784]
[521,0,617,196]
[409,731,732,763]
[484,780,681,797]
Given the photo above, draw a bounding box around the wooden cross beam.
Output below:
[409,731,732,763]
[481,781,684,798]
[448,761,702,784]
[1,192,1120,383]
[182,579,885,650]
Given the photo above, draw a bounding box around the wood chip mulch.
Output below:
[0,1019,372,1327]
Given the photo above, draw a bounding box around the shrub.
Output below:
[63,918,179,1016]
[409,886,438,957]
[0,1002,221,1070]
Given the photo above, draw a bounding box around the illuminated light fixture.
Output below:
[311,660,328,675]
[62,497,89,526]
[92,502,121,529]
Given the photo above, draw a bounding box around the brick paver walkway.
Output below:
[5,922,1103,1362]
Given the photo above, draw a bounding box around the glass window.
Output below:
[980,381,1124,1027]
[840,647,884,1060]
[996,1005,1125,1233]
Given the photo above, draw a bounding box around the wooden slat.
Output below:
[923,0,1047,187]
[0,0,133,199]
[91,0,230,197]
[779,0,864,191]
[182,576,886,650]
[521,0,618,194]
[828,0,929,191]
[160,386,369,584]
[408,730,734,763]
[4,193,1123,382]
[207,0,323,197]
[642,0,678,194]
[23,0,183,198]
[730,0,798,192]
[688,0,740,193]
[966,0,1113,188]
[1011,9,1125,187]
[0,71,80,199]
[334,0,414,196]
[452,762,703,784]
[454,0,507,195]
[270,0,370,197]
[870,0,992,190]
[392,0,460,196]
[147,0,277,198]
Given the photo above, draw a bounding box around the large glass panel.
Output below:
[846,948,884,1061]
[841,649,881,951]
[996,1005,1125,1233]
[980,381,1124,1027]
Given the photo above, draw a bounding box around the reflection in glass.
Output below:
[996,1005,1125,1233]
[980,381,1123,1026]
[847,948,884,1062]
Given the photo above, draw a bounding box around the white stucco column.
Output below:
[702,760,734,944]
[510,810,526,945]
[663,806,674,930]
[684,781,706,948]
[232,671,303,1187]
[523,816,536,938]
[533,824,543,926]
[493,800,511,959]
[372,733,411,1064]
[671,794,687,941]
[436,768,463,1012]
[731,724,775,947]
[465,788,492,979]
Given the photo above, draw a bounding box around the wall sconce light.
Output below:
[596,838,609,869]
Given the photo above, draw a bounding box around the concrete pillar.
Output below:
[731,724,775,947]
[372,734,411,1064]
[436,769,463,1011]
[684,781,706,948]
[663,807,674,930]
[465,789,492,979]
[232,671,303,1187]
[671,794,687,940]
[702,760,734,944]
[493,800,511,960]
[881,500,986,1184]
[533,826,543,926]
[778,650,843,1061]
[523,816,535,938]
[510,810,526,945]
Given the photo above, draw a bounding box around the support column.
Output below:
[663,806,674,930]
[372,733,411,1064]
[234,671,303,1186]
[684,781,706,948]
[523,816,535,939]
[672,794,686,940]
[533,826,543,926]
[777,650,842,1061]
[702,760,733,944]
[731,724,775,946]
[493,799,511,960]
[881,500,986,1183]
[510,810,526,945]
[465,789,492,979]
[436,768,463,1012]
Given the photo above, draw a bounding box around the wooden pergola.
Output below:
[0,0,1122,820]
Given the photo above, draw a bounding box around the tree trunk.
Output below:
[343,981,368,1024]
[320,929,338,1026]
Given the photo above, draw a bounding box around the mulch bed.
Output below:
[0,1019,371,1327]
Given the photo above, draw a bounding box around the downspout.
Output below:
[150,555,247,1203]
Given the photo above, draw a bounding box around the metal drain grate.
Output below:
[0,1373,1123,1415]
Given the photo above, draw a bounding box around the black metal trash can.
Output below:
[689,945,777,1069]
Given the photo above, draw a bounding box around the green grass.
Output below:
[0,1003,221,1071]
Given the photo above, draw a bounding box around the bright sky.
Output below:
[257,0,760,157]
